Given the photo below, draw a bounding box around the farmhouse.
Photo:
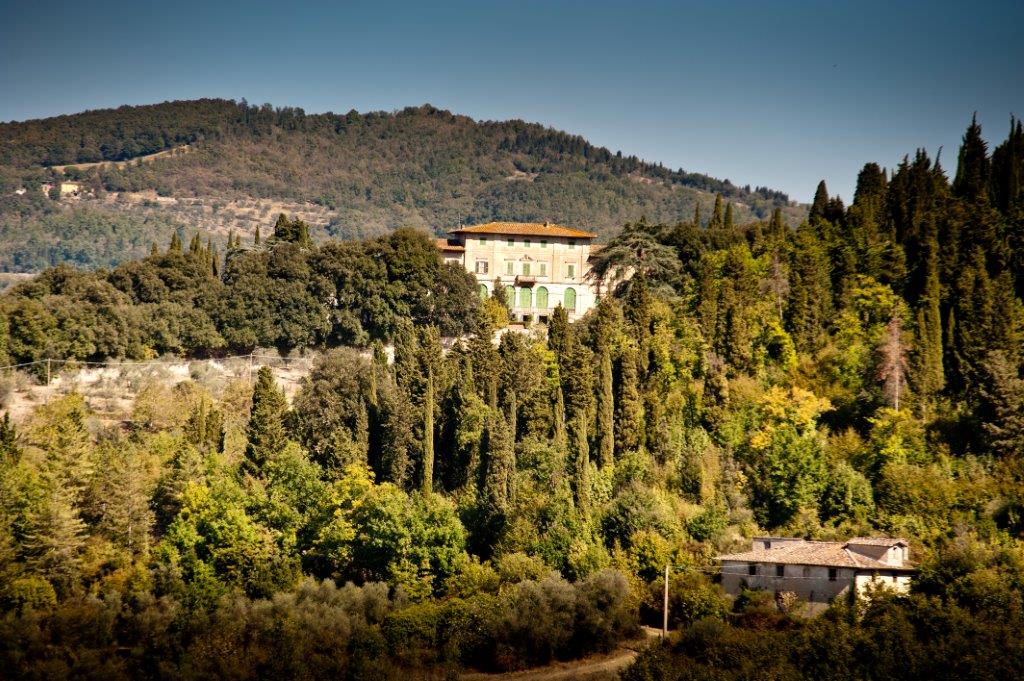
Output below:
[717,537,914,614]
[438,221,603,321]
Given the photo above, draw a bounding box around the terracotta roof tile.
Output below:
[436,238,464,251]
[846,537,908,547]
[450,222,597,239]
[717,540,915,571]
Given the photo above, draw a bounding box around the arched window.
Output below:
[564,287,576,311]
[536,286,549,309]
[504,285,515,307]
[479,284,488,300]
[519,287,532,309]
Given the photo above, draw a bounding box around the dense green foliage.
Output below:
[1,116,1024,678]
[0,99,802,271]
[0,224,479,361]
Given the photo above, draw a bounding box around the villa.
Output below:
[438,221,603,322]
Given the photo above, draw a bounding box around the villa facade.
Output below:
[438,221,602,322]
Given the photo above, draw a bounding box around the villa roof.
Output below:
[717,540,915,571]
[450,222,597,239]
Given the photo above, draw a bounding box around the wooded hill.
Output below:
[0,99,803,271]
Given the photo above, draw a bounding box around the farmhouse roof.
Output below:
[450,222,597,239]
[436,238,465,252]
[717,540,915,571]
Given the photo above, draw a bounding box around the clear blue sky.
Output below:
[2,0,1021,202]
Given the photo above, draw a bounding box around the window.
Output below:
[522,263,531,276]
[802,566,811,578]
[506,261,514,275]
[525,239,531,248]
[775,565,785,577]
[536,286,549,309]
[564,287,576,311]
[539,263,547,276]
[828,568,837,582]
[541,240,548,248]
[507,237,514,247]
[764,541,772,549]
[519,287,532,309]
[568,239,576,249]
[567,264,576,279]
[475,260,489,274]
[480,237,487,245]
[504,285,515,307]
[478,284,488,300]
[748,564,757,576]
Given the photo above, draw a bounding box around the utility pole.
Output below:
[663,563,669,640]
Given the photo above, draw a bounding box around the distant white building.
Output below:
[438,221,605,322]
[717,537,914,614]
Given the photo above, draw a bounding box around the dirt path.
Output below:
[460,628,661,681]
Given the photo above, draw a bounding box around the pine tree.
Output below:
[245,366,288,472]
[978,350,1024,458]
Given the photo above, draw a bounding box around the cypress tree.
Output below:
[254,226,262,246]
[244,366,288,472]
[548,304,570,361]
[709,194,725,229]
[809,180,830,221]
[482,409,515,512]
[0,412,19,465]
[915,227,945,400]
[168,231,182,254]
[693,201,702,228]
[614,342,644,455]
[422,365,434,493]
[149,242,159,257]
[724,202,734,230]
[596,346,614,468]
[952,114,990,203]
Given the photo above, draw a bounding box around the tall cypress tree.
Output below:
[596,346,614,468]
[952,114,990,203]
[614,342,644,455]
[809,180,830,222]
[724,202,734,230]
[245,366,288,472]
[915,225,945,401]
[709,194,725,229]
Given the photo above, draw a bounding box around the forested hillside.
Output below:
[1,117,1023,679]
[0,99,803,271]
